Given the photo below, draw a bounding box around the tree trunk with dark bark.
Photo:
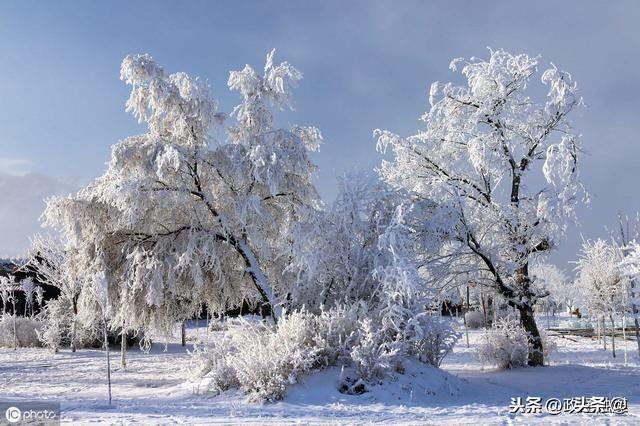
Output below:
[121,323,127,369]
[103,319,112,406]
[610,315,616,358]
[513,264,544,366]
[518,303,544,366]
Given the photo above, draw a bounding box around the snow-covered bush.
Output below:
[464,310,485,329]
[229,313,320,402]
[187,166,460,400]
[190,301,459,401]
[38,299,66,351]
[350,318,402,381]
[38,296,102,351]
[478,316,557,369]
[405,314,460,367]
[190,306,360,402]
[478,318,529,369]
[0,315,43,348]
[189,332,239,395]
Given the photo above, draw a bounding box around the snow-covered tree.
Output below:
[576,239,627,357]
[20,277,35,317]
[612,212,640,356]
[43,50,323,336]
[376,49,585,366]
[618,238,640,358]
[25,234,85,352]
[531,263,568,315]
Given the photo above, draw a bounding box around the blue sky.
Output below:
[1,0,640,271]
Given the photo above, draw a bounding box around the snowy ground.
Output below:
[1,316,639,424]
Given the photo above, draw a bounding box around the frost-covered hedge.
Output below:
[0,314,43,348]
[190,306,359,401]
[478,318,529,369]
[189,306,458,401]
[478,317,556,369]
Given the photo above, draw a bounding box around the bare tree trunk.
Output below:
[610,315,616,358]
[518,304,544,366]
[631,282,640,357]
[206,310,210,338]
[493,302,498,326]
[602,316,607,351]
[70,317,77,353]
[71,301,77,353]
[596,316,601,345]
[616,215,640,358]
[195,315,199,340]
[12,297,17,350]
[634,317,640,359]
[181,320,186,347]
[103,319,112,406]
[623,314,628,366]
[481,293,488,328]
[464,285,470,347]
[511,263,544,366]
[13,313,17,350]
[120,324,127,369]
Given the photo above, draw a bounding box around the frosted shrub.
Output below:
[190,303,457,401]
[38,297,71,351]
[350,318,402,381]
[38,297,102,351]
[310,304,360,366]
[478,318,528,369]
[0,315,43,348]
[38,300,65,351]
[464,310,485,329]
[405,314,460,367]
[230,313,318,402]
[189,334,239,395]
[190,306,360,402]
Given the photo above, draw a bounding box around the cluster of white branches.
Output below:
[576,240,627,319]
[575,238,635,359]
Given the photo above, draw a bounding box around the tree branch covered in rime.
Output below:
[42,50,323,335]
[375,49,586,366]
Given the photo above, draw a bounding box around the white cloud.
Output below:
[0,158,32,176]
[0,171,77,258]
